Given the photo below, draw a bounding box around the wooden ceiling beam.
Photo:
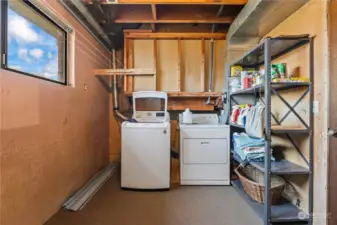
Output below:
[124,32,226,39]
[83,0,247,5]
[114,17,233,24]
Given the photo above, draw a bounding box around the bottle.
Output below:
[182,108,193,124]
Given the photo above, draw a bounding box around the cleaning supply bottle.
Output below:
[182,108,193,124]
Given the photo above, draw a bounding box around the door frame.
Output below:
[327,1,337,224]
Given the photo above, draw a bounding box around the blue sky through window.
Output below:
[7,8,60,81]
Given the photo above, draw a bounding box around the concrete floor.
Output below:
[45,173,261,225]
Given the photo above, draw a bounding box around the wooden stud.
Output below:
[125,32,226,40]
[127,39,134,93]
[123,36,128,92]
[151,4,157,20]
[114,17,233,24]
[153,39,158,90]
[177,39,182,91]
[150,4,157,31]
[200,38,205,92]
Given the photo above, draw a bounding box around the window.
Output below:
[1,0,67,84]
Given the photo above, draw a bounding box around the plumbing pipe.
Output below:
[113,75,128,121]
[206,5,224,105]
[206,38,215,105]
[112,50,128,121]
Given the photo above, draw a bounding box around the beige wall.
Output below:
[132,39,225,92]
[0,1,112,224]
[265,0,329,224]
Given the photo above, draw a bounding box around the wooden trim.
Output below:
[200,38,205,92]
[123,29,153,33]
[114,17,233,24]
[84,0,247,5]
[153,39,158,90]
[95,69,156,76]
[177,39,182,91]
[167,91,222,98]
[150,4,157,31]
[125,91,222,98]
[125,32,226,40]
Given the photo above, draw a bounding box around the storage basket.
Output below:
[235,165,285,205]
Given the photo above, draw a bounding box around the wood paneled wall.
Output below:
[132,39,225,92]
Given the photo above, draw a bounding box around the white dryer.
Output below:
[121,91,171,190]
[179,113,230,185]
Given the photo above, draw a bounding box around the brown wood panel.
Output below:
[181,40,202,92]
[157,40,179,91]
[214,40,225,92]
[133,40,156,91]
[168,98,214,111]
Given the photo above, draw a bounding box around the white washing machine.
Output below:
[121,91,171,190]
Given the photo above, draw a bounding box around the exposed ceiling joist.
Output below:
[83,0,247,5]
[112,5,234,24]
[114,17,233,24]
[124,32,226,39]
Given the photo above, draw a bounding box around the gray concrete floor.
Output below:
[45,173,261,225]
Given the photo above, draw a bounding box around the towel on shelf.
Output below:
[233,132,275,163]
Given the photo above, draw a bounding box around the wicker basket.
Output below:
[235,165,285,205]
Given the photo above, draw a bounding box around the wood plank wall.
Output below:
[133,39,225,92]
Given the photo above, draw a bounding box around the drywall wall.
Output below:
[132,39,225,92]
[0,1,112,224]
[265,0,329,223]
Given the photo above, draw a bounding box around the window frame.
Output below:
[0,0,68,85]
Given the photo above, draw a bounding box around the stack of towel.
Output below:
[233,132,274,165]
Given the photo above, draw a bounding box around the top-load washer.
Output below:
[121,91,170,190]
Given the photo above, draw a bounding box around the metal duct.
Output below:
[59,0,113,49]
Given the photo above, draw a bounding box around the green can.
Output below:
[277,63,286,78]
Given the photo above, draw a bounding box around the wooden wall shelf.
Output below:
[95,69,156,76]
[125,91,222,98]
